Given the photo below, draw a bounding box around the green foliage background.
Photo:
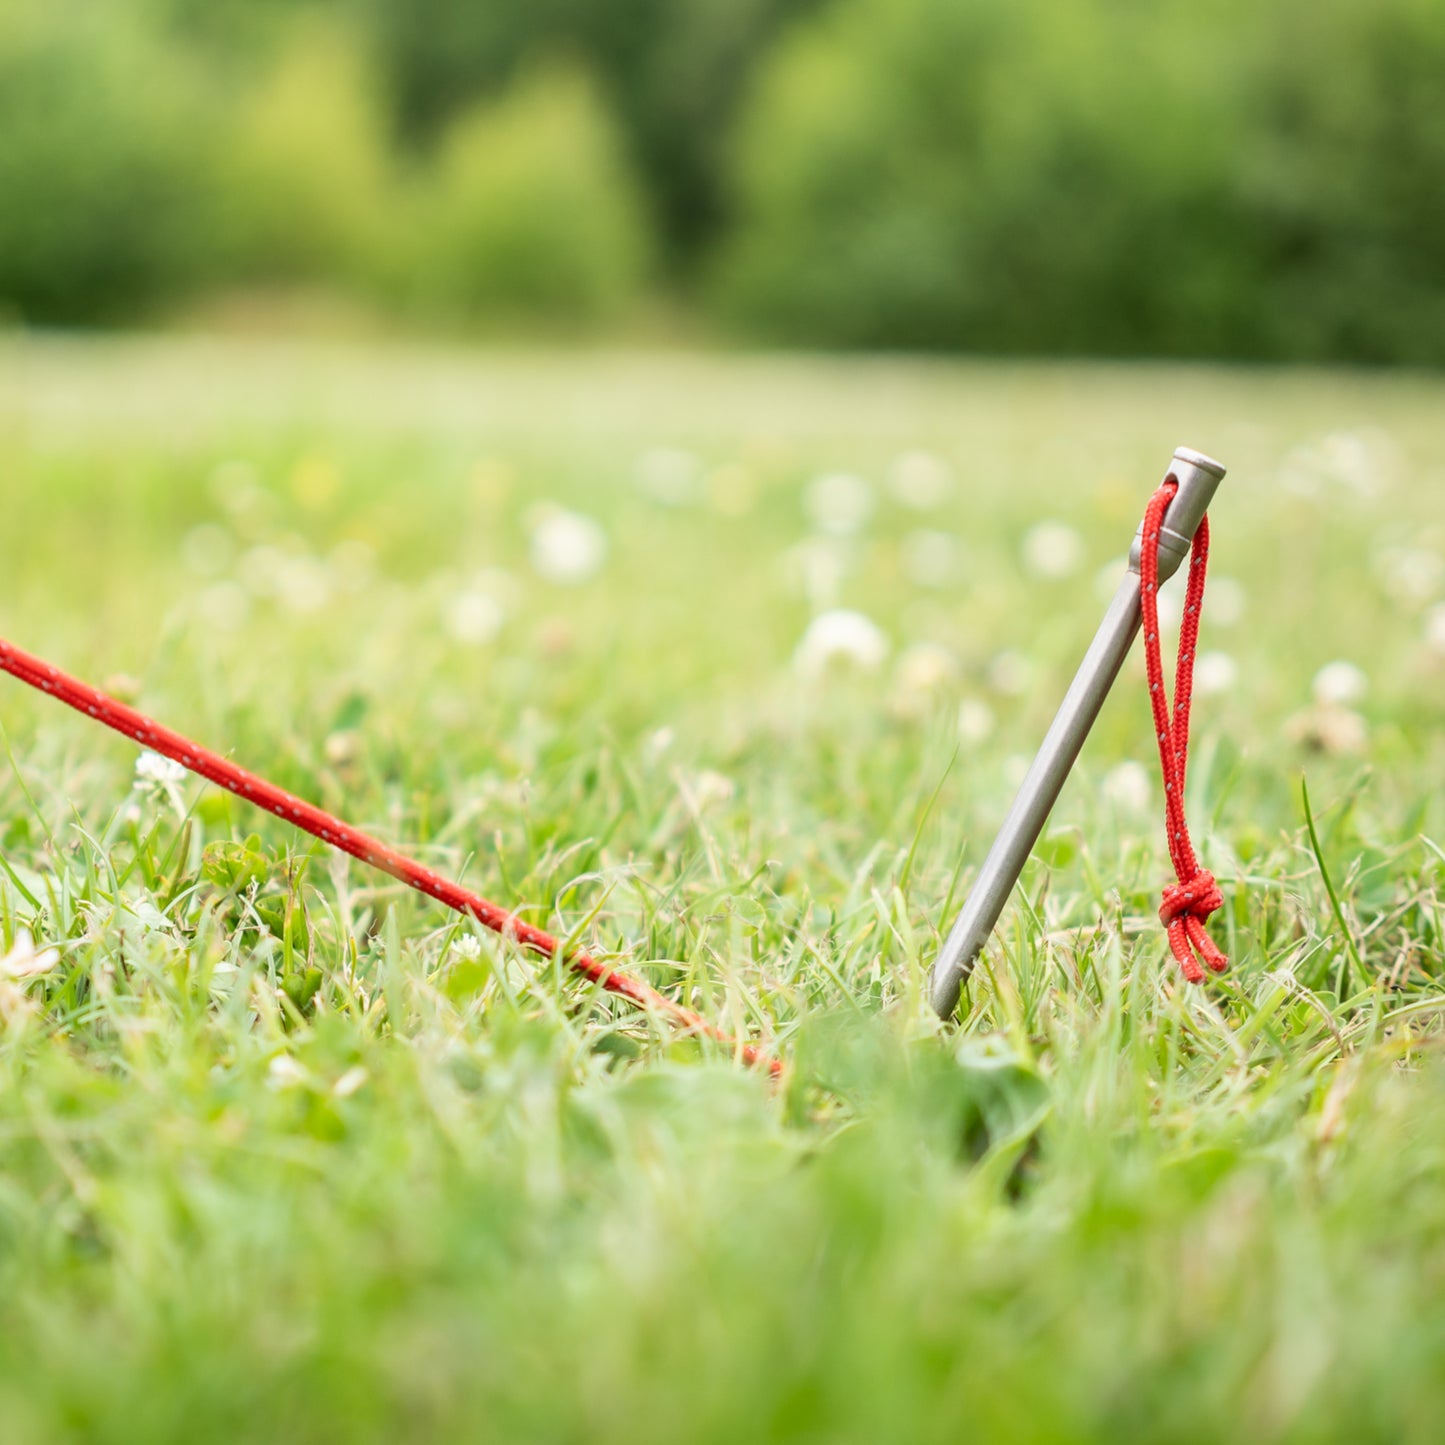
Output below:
[718,0,1445,362]
[0,0,1443,361]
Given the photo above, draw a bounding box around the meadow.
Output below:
[0,336,1443,1442]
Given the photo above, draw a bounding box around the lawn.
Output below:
[1,336,1443,1443]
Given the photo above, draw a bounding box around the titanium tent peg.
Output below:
[929,446,1227,1018]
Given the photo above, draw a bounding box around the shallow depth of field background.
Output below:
[3,2,1445,1442]
[3,0,1445,362]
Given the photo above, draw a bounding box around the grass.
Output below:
[0,335,1444,1442]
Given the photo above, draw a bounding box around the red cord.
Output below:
[0,635,779,1074]
[1138,479,1227,984]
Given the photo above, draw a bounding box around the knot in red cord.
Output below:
[1159,870,1223,928]
[1139,478,1228,985]
[1158,869,1227,984]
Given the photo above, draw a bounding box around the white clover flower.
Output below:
[134,750,187,816]
[1002,754,1031,789]
[1376,546,1444,607]
[329,539,377,592]
[1426,603,1445,656]
[211,461,272,526]
[275,556,333,615]
[987,650,1032,697]
[0,929,60,981]
[1102,761,1153,816]
[1286,705,1368,756]
[240,543,334,611]
[324,730,362,768]
[635,447,703,507]
[781,537,850,608]
[901,529,961,589]
[805,472,874,536]
[181,523,235,577]
[134,751,187,789]
[1022,520,1084,580]
[891,642,958,717]
[453,935,484,962]
[445,590,504,646]
[888,451,954,511]
[196,580,252,632]
[332,1066,369,1100]
[895,641,957,693]
[682,770,736,811]
[1321,431,1394,498]
[1194,651,1239,696]
[0,983,32,1025]
[1281,432,1396,502]
[957,698,996,745]
[1312,660,1368,706]
[530,507,608,585]
[238,544,287,597]
[267,1054,309,1089]
[793,609,889,679]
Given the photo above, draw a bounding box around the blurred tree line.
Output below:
[1,0,1443,362]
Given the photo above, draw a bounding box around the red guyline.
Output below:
[0,635,779,1075]
[1138,478,1228,983]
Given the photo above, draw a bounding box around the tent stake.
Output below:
[929,446,1227,1017]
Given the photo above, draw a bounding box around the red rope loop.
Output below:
[1138,478,1227,984]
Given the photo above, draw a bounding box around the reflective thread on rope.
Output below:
[0,634,779,1075]
[1138,478,1228,984]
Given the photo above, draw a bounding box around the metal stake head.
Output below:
[1128,448,1227,582]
